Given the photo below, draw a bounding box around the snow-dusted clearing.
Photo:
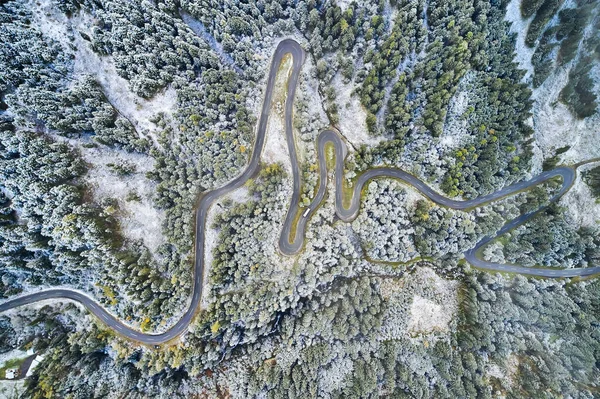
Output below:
[408,295,453,334]
[440,72,475,150]
[0,349,29,370]
[379,267,459,341]
[82,145,165,254]
[531,67,600,170]
[502,0,600,226]
[30,0,173,256]
[559,167,600,228]
[333,73,384,148]
[0,379,24,398]
[52,137,166,255]
[31,0,177,143]
[504,0,535,82]
[200,197,220,308]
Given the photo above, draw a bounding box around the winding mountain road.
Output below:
[1,39,598,344]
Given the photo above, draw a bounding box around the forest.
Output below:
[0,0,599,397]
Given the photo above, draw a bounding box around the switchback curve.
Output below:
[1,39,598,345]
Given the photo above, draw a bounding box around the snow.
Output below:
[26,354,45,377]
[50,136,166,255]
[379,267,458,341]
[29,0,172,255]
[0,379,25,397]
[530,66,600,169]
[336,0,354,12]
[333,73,384,148]
[505,354,520,388]
[505,0,600,223]
[504,0,535,82]
[318,353,354,394]
[71,13,177,142]
[31,0,177,145]
[440,71,475,150]
[81,145,165,254]
[504,0,574,84]
[179,11,242,74]
[0,349,28,370]
[408,295,453,334]
[298,56,329,132]
[559,167,600,228]
[200,186,249,308]
[0,295,86,319]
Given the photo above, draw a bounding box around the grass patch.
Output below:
[0,357,27,379]
[96,283,118,306]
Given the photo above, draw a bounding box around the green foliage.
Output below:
[441,72,533,198]
[530,1,596,88]
[521,0,546,18]
[106,160,136,176]
[502,203,600,267]
[583,166,600,198]
[359,0,427,117]
[525,0,564,47]
[559,57,598,119]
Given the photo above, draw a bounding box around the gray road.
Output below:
[1,39,597,344]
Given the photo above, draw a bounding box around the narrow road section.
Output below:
[1,39,598,344]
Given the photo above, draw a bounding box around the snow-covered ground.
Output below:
[31,0,177,144]
[504,0,600,226]
[531,66,600,167]
[504,0,535,82]
[50,135,166,255]
[0,379,24,398]
[333,73,385,148]
[79,144,166,254]
[559,166,600,228]
[440,71,475,150]
[263,54,294,173]
[407,295,454,334]
[30,0,173,256]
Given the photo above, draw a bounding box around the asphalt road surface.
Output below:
[1,39,598,344]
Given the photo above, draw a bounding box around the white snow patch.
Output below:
[487,363,505,380]
[83,146,165,253]
[0,379,25,397]
[52,137,166,254]
[264,110,291,172]
[200,201,220,308]
[408,295,454,334]
[504,0,535,82]
[333,73,384,148]
[298,56,329,131]
[379,267,459,341]
[71,12,177,140]
[336,0,353,12]
[440,71,476,150]
[531,67,600,169]
[505,354,520,387]
[318,354,354,394]
[0,349,28,369]
[31,0,177,144]
[226,186,250,204]
[559,167,600,228]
